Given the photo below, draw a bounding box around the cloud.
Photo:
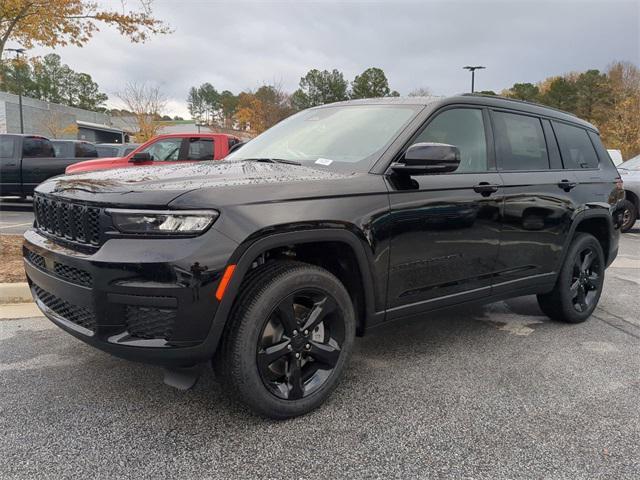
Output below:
[31,0,640,117]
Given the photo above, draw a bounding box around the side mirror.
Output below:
[390,142,461,175]
[129,151,152,163]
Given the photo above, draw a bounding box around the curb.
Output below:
[0,282,32,304]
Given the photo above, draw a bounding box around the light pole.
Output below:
[463,65,485,93]
[6,48,26,133]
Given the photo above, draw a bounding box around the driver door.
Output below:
[385,106,504,318]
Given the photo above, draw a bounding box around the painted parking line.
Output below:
[0,222,32,229]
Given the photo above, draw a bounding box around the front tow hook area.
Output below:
[163,364,203,390]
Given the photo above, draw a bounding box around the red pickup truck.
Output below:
[65,133,242,174]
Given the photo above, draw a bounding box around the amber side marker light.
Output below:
[215,264,236,301]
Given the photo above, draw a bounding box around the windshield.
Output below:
[226,104,421,171]
[619,154,640,170]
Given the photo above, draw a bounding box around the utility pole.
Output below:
[6,48,27,133]
[463,65,486,93]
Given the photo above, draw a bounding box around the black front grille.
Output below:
[125,305,176,340]
[34,194,101,246]
[53,262,93,287]
[33,285,97,332]
[25,250,46,270]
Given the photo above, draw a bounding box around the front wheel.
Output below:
[537,233,605,323]
[215,261,355,419]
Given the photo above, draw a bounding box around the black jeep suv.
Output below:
[23,95,624,418]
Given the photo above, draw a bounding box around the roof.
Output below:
[318,94,596,131]
[76,120,125,134]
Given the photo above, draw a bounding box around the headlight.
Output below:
[107,209,219,235]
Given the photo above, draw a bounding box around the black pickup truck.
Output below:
[0,134,95,198]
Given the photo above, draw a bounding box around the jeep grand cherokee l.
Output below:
[23,95,624,419]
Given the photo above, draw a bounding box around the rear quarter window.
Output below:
[0,137,16,158]
[23,137,55,158]
[96,146,117,157]
[553,122,599,169]
[75,142,98,158]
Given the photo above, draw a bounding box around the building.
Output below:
[0,92,128,143]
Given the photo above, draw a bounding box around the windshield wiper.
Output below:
[241,158,302,166]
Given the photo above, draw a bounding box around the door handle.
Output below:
[473,182,499,196]
[558,179,577,191]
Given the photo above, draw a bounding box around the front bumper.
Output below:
[23,228,238,367]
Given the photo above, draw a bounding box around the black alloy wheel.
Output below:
[216,261,355,419]
[257,289,345,400]
[569,246,602,313]
[537,232,605,323]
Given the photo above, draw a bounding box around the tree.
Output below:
[187,86,204,123]
[234,91,264,133]
[0,0,170,61]
[116,81,166,141]
[574,69,612,124]
[599,61,640,159]
[408,87,432,97]
[504,82,539,101]
[0,53,108,110]
[351,67,394,99]
[539,76,578,111]
[219,90,238,128]
[37,109,78,138]
[234,84,294,134]
[477,90,497,96]
[291,69,349,110]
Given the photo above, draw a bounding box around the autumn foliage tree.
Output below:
[502,62,640,158]
[0,0,169,60]
[116,81,166,141]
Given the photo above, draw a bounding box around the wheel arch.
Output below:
[211,228,380,347]
[558,210,616,271]
[625,189,639,210]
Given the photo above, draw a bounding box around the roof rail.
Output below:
[460,93,578,117]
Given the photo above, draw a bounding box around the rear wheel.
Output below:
[216,261,355,419]
[537,233,604,323]
[620,199,638,233]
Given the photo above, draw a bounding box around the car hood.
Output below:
[66,156,125,173]
[36,160,353,206]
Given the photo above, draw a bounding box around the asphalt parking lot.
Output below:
[0,199,33,235]
[0,228,639,479]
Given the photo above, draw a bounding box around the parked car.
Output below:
[607,149,624,166]
[617,153,640,232]
[65,133,242,174]
[0,134,90,198]
[51,140,99,161]
[95,143,140,158]
[24,95,624,419]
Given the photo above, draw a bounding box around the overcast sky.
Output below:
[27,0,640,117]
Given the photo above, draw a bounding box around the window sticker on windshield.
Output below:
[315,158,333,166]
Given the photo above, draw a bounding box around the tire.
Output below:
[215,260,356,419]
[537,233,605,323]
[620,199,638,233]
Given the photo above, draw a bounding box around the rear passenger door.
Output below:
[491,110,578,294]
[551,121,613,208]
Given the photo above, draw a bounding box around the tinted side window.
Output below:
[0,137,16,158]
[493,111,549,170]
[23,138,54,158]
[96,146,117,157]
[140,138,182,161]
[75,142,98,158]
[187,138,214,161]
[553,122,599,169]
[413,108,488,172]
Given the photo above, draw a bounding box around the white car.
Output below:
[617,154,640,232]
